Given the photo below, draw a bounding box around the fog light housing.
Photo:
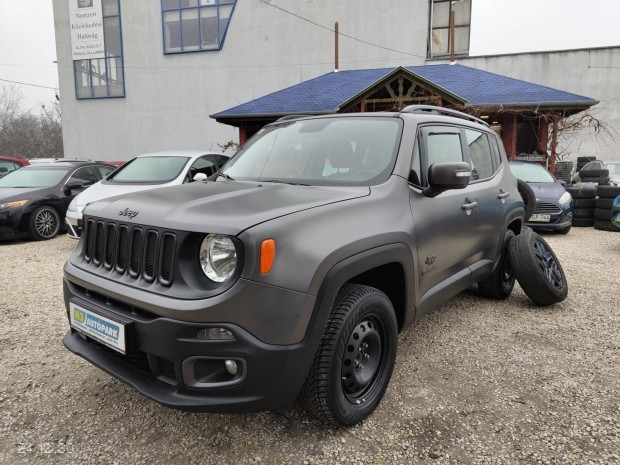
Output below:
[196,328,234,340]
[182,356,246,388]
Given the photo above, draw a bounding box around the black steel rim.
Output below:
[341,315,386,404]
[36,209,58,238]
[533,240,563,289]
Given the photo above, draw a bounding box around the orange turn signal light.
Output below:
[260,239,276,274]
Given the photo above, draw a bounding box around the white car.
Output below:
[65,151,228,238]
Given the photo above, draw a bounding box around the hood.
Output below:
[527,182,567,201]
[84,181,370,235]
[74,180,173,210]
[0,187,46,202]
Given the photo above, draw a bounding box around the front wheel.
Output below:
[29,206,60,240]
[300,284,398,426]
[477,229,516,299]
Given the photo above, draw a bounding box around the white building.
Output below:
[52,0,620,161]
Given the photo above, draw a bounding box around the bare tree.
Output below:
[0,84,23,130]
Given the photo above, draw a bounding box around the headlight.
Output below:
[67,198,78,212]
[199,234,237,282]
[0,200,28,210]
[559,192,572,205]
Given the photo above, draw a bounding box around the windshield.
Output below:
[606,162,619,175]
[0,168,68,188]
[108,156,190,183]
[509,163,555,183]
[222,117,402,185]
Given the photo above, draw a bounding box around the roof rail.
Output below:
[401,105,489,127]
[275,114,311,122]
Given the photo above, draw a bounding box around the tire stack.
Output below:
[594,186,620,232]
[576,156,596,172]
[581,168,610,186]
[567,186,596,227]
[553,161,573,184]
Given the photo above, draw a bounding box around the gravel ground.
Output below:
[0,229,619,465]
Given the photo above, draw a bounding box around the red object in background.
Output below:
[99,160,126,167]
[0,156,30,166]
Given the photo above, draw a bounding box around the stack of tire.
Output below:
[576,155,596,172]
[567,186,597,227]
[594,186,620,232]
[553,161,573,184]
[581,168,610,186]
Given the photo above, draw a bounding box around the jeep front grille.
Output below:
[83,218,176,286]
[534,202,562,215]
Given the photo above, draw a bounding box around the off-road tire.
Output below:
[573,198,596,209]
[300,284,398,426]
[581,176,602,183]
[508,228,568,306]
[580,169,609,178]
[596,198,614,209]
[594,208,612,220]
[28,206,60,241]
[477,229,516,299]
[517,179,536,221]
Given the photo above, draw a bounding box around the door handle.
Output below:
[461,201,478,211]
[497,191,511,200]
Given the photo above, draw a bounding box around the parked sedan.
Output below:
[65,151,228,238]
[509,161,573,234]
[573,160,620,186]
[0,156,29,178]
[0,162,116,240]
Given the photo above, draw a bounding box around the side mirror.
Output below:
[193,172,208,182]
[424,162,471,198]
[558,179,566,186]
[63,182,84,195]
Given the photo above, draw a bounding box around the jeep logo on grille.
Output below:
[118,208,139,219]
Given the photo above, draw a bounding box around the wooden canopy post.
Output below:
[501,113,517,159]
[537,117,549,154]
[239,123,247,146]
[550,114,559,173]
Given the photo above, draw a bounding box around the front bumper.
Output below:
[62,277,319,412]
[65,210,82,239]
[0,209,27,239]
[526,201,572,231]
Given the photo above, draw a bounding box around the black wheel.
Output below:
[477,229,515,299]
[517,179,536,221]
[300,284,398,426]
[572,217,594,227]
[580,169,609,178]
[577,156,596,163]
[556,225,571,235]
[508,228,568,306]
[573,198,596,209]
[29,206,60,240]
[580,176,601,183]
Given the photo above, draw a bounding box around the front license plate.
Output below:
[529,214,551,222]
[69,302,126,354]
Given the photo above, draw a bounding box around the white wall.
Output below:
[53,0,430,160]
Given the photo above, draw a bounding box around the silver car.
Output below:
[65,151,228,238]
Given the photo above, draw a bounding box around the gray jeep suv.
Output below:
[62,106,525,425]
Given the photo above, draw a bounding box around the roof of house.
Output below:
[212,63,597,120]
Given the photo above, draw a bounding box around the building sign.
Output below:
[69,0,105,60]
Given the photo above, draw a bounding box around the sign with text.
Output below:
[69,0,105,60]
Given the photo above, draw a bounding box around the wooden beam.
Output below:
[550,114,559,173]
[537,117,549,153]
[501,113,517,159]
[239,123,247,146]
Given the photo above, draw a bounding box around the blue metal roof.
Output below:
[212,64,597,119]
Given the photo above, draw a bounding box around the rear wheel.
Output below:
[300,284,398,426]
[29,206,60,240]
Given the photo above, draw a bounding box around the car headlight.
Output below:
[0,200,28,210]
[67,198,78,213]
[559,192,572,205]
[199,234,237,282]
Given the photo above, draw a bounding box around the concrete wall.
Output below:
[53,0,430,160]
[441,48,620,162]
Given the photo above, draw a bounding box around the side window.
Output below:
[187,155,218,182]
[97,165,117,178]
[68,167,99,186]
[489,135,503,170]
[427,132,464,167]
[465,129,494,181]
[409,139,422,187]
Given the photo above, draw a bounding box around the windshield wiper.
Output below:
[261,179,310,186]
[218,172,235,181]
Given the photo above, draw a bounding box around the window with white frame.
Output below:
[161,0,236,53]
[429,0,471,58]
[73,0,124,99]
